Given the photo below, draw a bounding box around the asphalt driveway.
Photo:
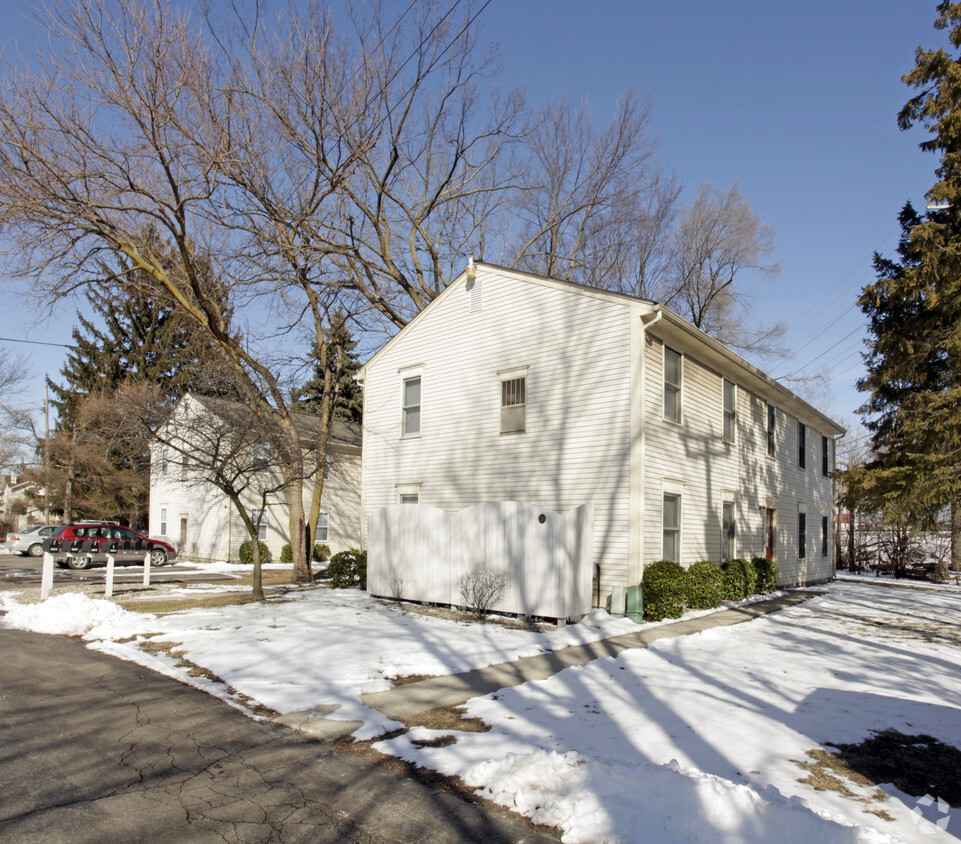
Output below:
[0,626,556,843]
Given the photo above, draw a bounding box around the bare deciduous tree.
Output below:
[662,183,785,359]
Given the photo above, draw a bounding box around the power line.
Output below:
[0,336,71,349]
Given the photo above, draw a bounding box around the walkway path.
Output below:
[363,591,821,722]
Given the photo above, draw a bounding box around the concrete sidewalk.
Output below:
[362,590,821,722]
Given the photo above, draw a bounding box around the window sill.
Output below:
[499,430,526,436]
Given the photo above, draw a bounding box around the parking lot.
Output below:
[0,551,236,593]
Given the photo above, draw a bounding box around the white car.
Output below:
[4,524,59,557]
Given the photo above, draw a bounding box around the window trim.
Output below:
[798,421,806,469]
[798,505,807,560]
[159,506,168,536]
[500,375,527,434]
[821,434,829,477]
[767,404,776,458]
[663,346,682,423]
[315,511,329,543]
[662,492,681,562]
[252,442,270,473]
[722,379,736,443]
[722,500,736,561]
[250,508,268,541]
[402,375,422,438]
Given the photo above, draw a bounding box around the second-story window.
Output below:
[664,347,682,423]
[767,404,776,457]
[500,376,526,433]
[252,442,270,473]
[723,380,736,443]
[822,434,829,477]
[402,376,421,436]
[798,422,806,469]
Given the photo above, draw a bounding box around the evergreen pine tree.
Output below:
[847,2,961,577]
[291,313,363,424]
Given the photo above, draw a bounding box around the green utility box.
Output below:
[626,585,644,623]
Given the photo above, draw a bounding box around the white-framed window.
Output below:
[798,421,806,469]
[722,500,736,560]
[662,493,681,562]
[252,442,270,473]
[159,507,168,536]
[250,508,268,541]
[181,454,190,481]
[822,435,829,477]
[767,404,776,457]
[798,505,807,560]
[315,511,329,543]
[722,380,736,443]
[663,347,682,422]
[397,483,421,505]
[821,514,828,558]
[500,376,526,434]
[402,376,421,437]
[157,447,169,476]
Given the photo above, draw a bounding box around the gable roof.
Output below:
[357,261,844,437]
[186,394,362,450]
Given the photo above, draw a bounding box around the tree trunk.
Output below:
[250,529,265,602]
[952,497,961,574]
[847,507,856,572]
[285,477,311,583]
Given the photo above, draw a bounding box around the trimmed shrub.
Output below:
[741,558,758,595]
[312,543,331,563]
[686,561,725,609]
[752,556,778,593]
[280,544,293,563]
[327,548,367,589]
[239,540,271,565]
[721,559,748,600]
[642,560,689,621]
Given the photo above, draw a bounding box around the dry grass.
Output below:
[402,704,491,733]
[792,729,961,823]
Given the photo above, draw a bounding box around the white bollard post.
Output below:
[105,554,115,598]
[40,551,54,601]
[143,552,151,586]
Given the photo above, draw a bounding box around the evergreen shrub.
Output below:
[686,561,725,609]
[752,556,778,593]
[280,544,292,563]
[722,559,748,600]
[239,540,271,565]
[327,548,367,589]
[313,543,331,562]
[642,560,689,621]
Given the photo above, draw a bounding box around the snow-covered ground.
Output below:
[2,568,959,843]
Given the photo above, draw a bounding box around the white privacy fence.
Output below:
[367,501,593,621]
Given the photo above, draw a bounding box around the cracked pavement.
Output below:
[0,628,557,843]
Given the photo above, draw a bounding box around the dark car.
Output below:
[43,523,177,570]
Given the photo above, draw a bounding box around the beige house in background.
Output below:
[358,262,844,604]
[148,395,362,562]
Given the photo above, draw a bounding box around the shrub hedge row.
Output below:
[641,556,779,621]
[279,543,332,564]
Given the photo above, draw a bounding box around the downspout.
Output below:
[629,307,663,587]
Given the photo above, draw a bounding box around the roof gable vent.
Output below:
[467,277,482,312]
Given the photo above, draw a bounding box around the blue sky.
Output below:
[0,1,945,435]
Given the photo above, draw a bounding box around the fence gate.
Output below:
[367,501,593,621]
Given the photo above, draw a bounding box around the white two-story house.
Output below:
[358,262,843,603]
[149,394,362,563]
